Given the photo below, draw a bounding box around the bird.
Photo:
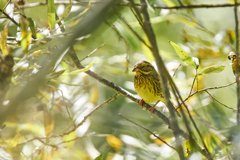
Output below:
[228,51,240,77]
[132,60,180,117]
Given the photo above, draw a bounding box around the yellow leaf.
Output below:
[20,16,32,51]
[89,85,99,105]
[8,131,22,148]
[154,137,172,146]
[0,23,9,56]
[106,135,123,152]
[43,109,54,137]
[63,59,99,75]
[62,131,77,147]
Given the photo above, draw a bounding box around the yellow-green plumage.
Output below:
[132,61,166,114]
[133,62,165,104]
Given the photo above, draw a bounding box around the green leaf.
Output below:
[27,17,36,39]
[63,59,99,75]
[0,23,9,56]
[48,0,56,29]
[169,41,197,69]
[46,69,66,79]
[198,65,226,75]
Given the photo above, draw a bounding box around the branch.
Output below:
[114,9,152,50]
[0,9,19,26]
[50,93,119,138]
[177,81,236,108]
[17,1,240,10]
[234,0,240,125]
[177,0,183,6]
[205,91,237,111]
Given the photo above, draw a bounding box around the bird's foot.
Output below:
[139,99,144,109]
[148,100,160,117]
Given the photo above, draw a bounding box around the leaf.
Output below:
[43,109,54,137]
[198,65,226,75]
[106,134,123,152]
[169,41,197,69]
[62,131,77,147]
[8,131,22,148]
[154,137,172,146]
[56,5,72,23]
[64,59,99,75]
[161,0,176,7]
[59,0,91,29]
[27,17,37,39]
[46,69,66,79]
[20,16,32,51]
[94,155,103,160]
[0,23,9,56]
[146,0,155,12]
[89,85,99,105]
[21,31,32,51]
[48,0,56,29]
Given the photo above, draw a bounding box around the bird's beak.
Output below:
[132,67,137,72]
[228,55,233,61]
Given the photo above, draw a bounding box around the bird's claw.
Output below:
[139,99,144,109]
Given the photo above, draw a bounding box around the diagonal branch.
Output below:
[0,9,19,26]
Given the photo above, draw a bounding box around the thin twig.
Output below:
[56,132,95,145]
[18,93,119,146]
[0,9,18,26]
[3,0,11,10]
[57,89,73,120]
[114,9,152,50]
[172,64,181,78]
[188,72,197,96]
[177,0,183,6]
[119,113,177,151]
[105,20,130,73]
[17,1,240,10]
[80,43,106,62]
[128,0,144,27]
[205,91,237,111]
[50,93,119,138]
[176,81,236,109]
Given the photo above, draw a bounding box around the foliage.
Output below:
[0,0,239,159]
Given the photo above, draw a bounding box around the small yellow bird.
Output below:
[228,51,240,77]
[132,60,177,116]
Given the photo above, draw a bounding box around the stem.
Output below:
[234,0,240,125]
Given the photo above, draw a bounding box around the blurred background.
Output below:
[0,0,239,159]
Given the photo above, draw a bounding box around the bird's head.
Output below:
[132,61,156,75]
[228,51,237,61]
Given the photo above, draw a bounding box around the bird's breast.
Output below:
[134,74,165,103]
